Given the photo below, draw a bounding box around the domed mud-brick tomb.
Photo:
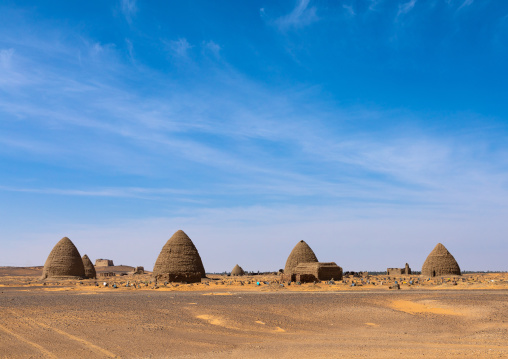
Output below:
[82,254,96,279]
[284,240,318,277]
[231,264,245,276]
[41,237,86,280]
[422,243,461,277]
[153,230,206,283]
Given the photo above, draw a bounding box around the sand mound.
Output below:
[82,254,96,279]
[422,243,461,277]
[391,300,462,316]
[231,264,245,276]
[284,240,318,276]
[153,230,205,283]
[41,237,85,280]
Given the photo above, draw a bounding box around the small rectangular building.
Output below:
[293,262,343,282]
[98,272,116,277]
[95,259,114,267]
[133,266,145,274]
[387,263,411,276]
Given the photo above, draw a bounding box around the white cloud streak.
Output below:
[0,185,192,199]
[368,0,383,12]
[0,48,14,67]
[166,38,193,58]
[343,5,356,16]
[1,34,507,212]
[398,0,417,16]
[274,0,319,30]
[202,40,221,58]
[120,0,137,24]
[0,48,32,87]
[458,0,474,10]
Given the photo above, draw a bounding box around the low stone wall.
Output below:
[387,268,403,276]
[95,259,114,267]
[154,272,202,283]
[98,272,116,277]
[387,263,411,276]
[293,262,343,282]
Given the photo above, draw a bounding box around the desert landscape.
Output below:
[2,3,508,358]
[1,266,507,358]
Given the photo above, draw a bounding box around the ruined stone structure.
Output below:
[98,272,116,277]
[41,237,85,280]
[153,230,206,283]
[387,263,411,276]
[231,264,245,276]
[422,243,461,277]
[82,254,96,279]
[283,240,318,280]
[293,262,343,282]
[133,266,145,274]
[95,259,114,267]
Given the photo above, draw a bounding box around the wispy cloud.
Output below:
[202,40,221,59]
[0,185,191,200]
[458,0,474,10]
[274,0,319,31]
[368,0,383,12]
[125,38,135,63]
[343,4,356,16]
[0,135,59,155]
[1,31,507,214]
[398,0,417,16]
[0,48,14,67]
[120,0,137,24]
[0,48,31,87]
[165,38,193,58]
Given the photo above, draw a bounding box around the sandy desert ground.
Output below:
[0,268,507,358]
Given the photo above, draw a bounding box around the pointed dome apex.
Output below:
[231,264,245,276]
[429,243,452,257]
[82,254,96,279]
[41,237,85,280]
[422,243,461,277]
[153,230,206,283]
[174,229,187,237]
[284,240,318,276]
[433,243,447,252]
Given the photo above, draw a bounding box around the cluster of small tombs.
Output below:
[40,230,462,283]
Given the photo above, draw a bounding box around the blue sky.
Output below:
[1,0,507,272]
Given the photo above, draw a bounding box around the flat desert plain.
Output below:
[0,268,507,358]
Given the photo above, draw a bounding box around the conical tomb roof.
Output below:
[284,240,318,276]
[82,254,96,279]
[421,243,461,277]
[153,230,205,283]
[231,264,245,276]
[41,237,85,280]
[198,253,206,278]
